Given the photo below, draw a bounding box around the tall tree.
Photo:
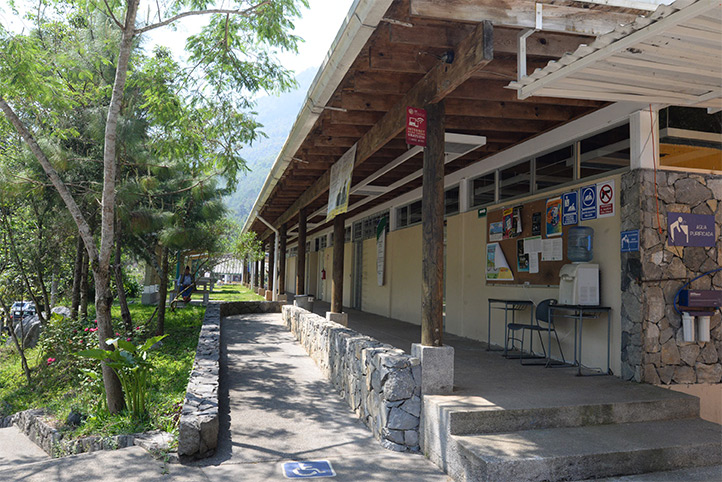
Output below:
[0,0,307,412]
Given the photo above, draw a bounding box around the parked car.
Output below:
[11,301,36,323]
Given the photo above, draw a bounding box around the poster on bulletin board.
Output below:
[546,197,562,237]
[486,243,514,280]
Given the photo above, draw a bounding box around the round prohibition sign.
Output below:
[599,184,613,204]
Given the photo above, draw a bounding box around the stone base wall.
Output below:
[621,169,721,385]
[282,305,421,452]
[1,409,135,457]
[219,301,286,317]
[178,303,220,458]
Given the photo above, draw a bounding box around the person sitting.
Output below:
[177,266,195,303]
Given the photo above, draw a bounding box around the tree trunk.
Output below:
[50,267,59,310]
[114,220,132,333]
[71,236,83,319]
[93,268,125,414]
[157,247,169,336]
[80,250,89,320]
[37,267,50,321]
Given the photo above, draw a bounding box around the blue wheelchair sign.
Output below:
[283,461,336,479]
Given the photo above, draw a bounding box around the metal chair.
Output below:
[505,299,566,365]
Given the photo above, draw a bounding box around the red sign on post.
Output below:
[406,107,427,147]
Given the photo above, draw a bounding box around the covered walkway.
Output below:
[310,300,693,407]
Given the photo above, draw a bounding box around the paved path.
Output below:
[2,313,449,481]
[191,312,450,481]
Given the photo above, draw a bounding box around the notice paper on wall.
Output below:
[486,243,514,280]
[542,238,563,261]
[529,253,540,274]
[523,236,542,254]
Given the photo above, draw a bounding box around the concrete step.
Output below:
[577,464,722,481]
[445,397,700,435]
[0,426,50,467]
[451,418,722,482]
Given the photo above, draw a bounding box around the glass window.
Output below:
[536,145,574,191]
[580,123,630,178]
[659,107,722,171]
[409,200,422,225]
[471,173,495,207]
[397,206,408,228]
[445,186,460,216]
[500,160,531,201]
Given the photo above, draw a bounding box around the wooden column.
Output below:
[268,234,275,292]
[254,259,260,287]
[260,247,266,289]
[331,214,345,313]
[278,223,287,294]
[421,100,445,347]
[296,208,307,295]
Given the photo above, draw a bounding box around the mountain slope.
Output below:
[225,67,316,225]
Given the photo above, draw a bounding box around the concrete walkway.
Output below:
[191,312,450,481]
[2,312,448,481]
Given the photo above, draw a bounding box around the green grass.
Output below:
[0,301,205,440]
[210,283,265,302]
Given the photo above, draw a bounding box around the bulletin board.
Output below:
[486,197,572,286]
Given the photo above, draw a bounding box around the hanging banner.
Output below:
[406,107,427,146]
[326,144,357,222]
[376,217,387,286]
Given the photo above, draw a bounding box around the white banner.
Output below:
[327,144,357,222]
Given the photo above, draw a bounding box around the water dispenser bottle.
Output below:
[568,226,594,262]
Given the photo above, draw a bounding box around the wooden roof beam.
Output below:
[266,20,494,231]
[409,0,641,36]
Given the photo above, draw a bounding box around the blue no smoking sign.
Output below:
[283,461,336,479]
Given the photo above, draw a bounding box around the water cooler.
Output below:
[559,227,599,306]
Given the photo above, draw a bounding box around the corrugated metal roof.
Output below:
[508,0,722,111]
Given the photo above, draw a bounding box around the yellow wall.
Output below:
[388,223,423,325]
[361,237,392,317]
[663,384,722,425]
[285,256,296,295]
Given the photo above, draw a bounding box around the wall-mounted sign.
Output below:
[478,207,487,218]
[597,180,615,218]
[562,191,578,226]
[667,212,716,247]
[326,144,357,222]
[376,217,387,287]
[580,185,597,221]
[406,107,427,146]
[621,230,640,252]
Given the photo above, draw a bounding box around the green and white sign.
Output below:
[376,217,387,286]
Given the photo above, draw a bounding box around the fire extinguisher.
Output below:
[321,269,326,280]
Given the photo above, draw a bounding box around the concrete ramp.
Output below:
[0,426,49,467]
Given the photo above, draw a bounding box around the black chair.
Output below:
[505,299,566,366]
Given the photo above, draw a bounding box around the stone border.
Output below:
[1,409,136,457]
[282,305,422,452]
[178,300,287,459]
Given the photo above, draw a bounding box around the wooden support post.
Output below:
[421,101,445,347]
[260,248,266,289]
[331,214,345,314]
[254,259,260,288]
[296,208,307,295]
[278,223,287,294]
[268,235,275,292]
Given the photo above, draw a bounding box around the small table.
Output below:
[487,299,534,356]
[548,304,612,376]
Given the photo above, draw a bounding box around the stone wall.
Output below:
[219,300,285,317]
[282,305,421,452]
[178,302,221,458]
[620,169,721,385]
[1,409,135,456]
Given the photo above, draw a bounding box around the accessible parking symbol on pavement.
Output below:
[282,461,336,479]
